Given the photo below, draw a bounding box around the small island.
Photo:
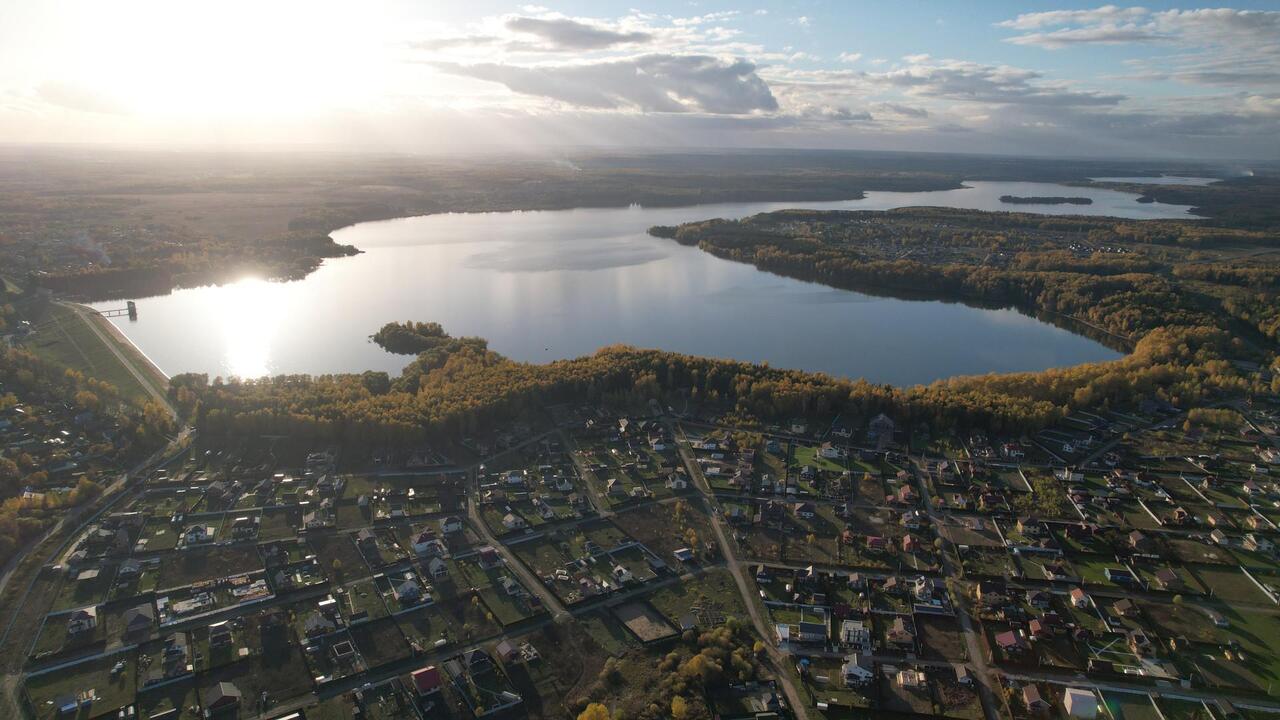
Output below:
[1000,195,1093,205]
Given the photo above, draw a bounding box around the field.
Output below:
[647,570,746,626]
[613,602,677,642]
[1188,564,1275,605]
[1101,691,1162,720]
[23,302,158,405]
[24,653,138,720]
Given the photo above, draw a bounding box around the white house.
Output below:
[502,513,527,531]
[1064,688,1098,719]
[839,619,872,653]
[841,654,874,687]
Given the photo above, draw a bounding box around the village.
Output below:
[14,392,1280,720]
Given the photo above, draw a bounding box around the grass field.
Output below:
[23,302,158,405]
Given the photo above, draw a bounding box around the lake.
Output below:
[93,180,1202,386]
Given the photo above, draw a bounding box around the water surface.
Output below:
[96,181,1199,385]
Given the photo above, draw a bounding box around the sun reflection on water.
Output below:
[218,277,286,378]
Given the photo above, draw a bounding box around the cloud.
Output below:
[504,16,652,50]
[998,6,1150,31]
[880,57,1125,107]
[837,52,862,64]
[432,54,779,114]
[36,81,128,115]
[872,102,929,118]
[1004,26,1167,48]
[410,35,503,51]
[997,6,1280,88]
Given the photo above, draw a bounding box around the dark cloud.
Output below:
[504,16,652,50]
[433,54,778,114]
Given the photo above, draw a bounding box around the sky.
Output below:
[1,1,1278,159]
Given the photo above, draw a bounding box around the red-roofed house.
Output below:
[412,665,442,696]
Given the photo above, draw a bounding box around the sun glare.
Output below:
[217,277,290,379]
[52,1,398,119]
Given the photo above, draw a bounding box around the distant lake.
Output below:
[94,181,1201,385]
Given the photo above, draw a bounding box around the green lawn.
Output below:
[24,302,155,405]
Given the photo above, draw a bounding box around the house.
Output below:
[462,648,495,674]
[895,485,917,504]
[897,669,927,689]
[356,529,378,552]
[886,617,914,647]
[412,665,442,696]
[203,681,242,714]
[819,443,844,460]
[426,556,448,579]
[612,565,635,583]
[841,654,874,687]
[674,547,694,562]
[495,639,520,663]
[395,576,424,605]
[182,525,213,546]
[902,534,919,554]
[441,516,464,534]
[1128,629,1154,656]
[839,619,872,653]
[413,531,447,559]
[912,575,935,601]
[502,513,528,531]
[1244,533,1275,554]
[1103,567,1136,584]
[1064,688,1098,719]
[953,664,972,685]
[1113,599,1139,618]
[1022,685,1050,713]
[1026,589,1052,609]
[1153,568,1182,590]
[793,502,816,520]
[1210,529,1229,546]
[866,536,887,552]
[975,581,1008,604]
[995,630,1027,654]
[303,612,338,637]
[1129,530,1154,553]
[666,475,688,491]
[67,607,97,635]
[797,621,828,643]
[901,510,927,529]
[478,546,502,568]
[209,621,232,648]
[1028,619,1051,639]
[123,603,155,637]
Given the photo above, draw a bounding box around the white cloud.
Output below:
[504,16,652,49]
[432,54,779,114]
[838,52,863,64]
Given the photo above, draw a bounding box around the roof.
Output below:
[204,681,242,708]
[412,665,442,694]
